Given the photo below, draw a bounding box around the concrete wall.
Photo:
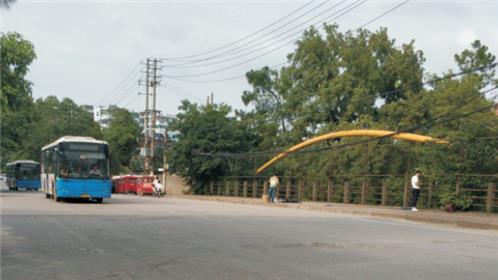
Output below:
[165,174,189,195]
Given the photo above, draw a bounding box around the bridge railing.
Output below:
[207,174,497,213]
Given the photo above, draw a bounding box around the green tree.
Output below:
[0,32,37,165]
[170,101,256,193]
[242,26,497,187]
[21,96,102,160]
[103,107,140,173]
[454,40,497,87]
[243,25,425,148]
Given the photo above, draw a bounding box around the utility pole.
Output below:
[163,129,168,194]
[144,58,150,175]
[150,58,162,175]
[139,58,161,176]
[151,58,158,162]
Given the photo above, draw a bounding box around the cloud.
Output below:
[456,28,478,49]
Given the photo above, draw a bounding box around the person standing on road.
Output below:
[411,169,422,211]
[268,174,279,203]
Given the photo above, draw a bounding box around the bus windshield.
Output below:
[59,146,109,179]
[17,165,40,180]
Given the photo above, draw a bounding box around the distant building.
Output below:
[81,105,179,141]
[138,111,178,144]
[79,105,94,115]
[93,106,113,129]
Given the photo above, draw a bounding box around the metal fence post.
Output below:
[209,181,214,195]
[486,183,496,214]
[361,179,367,204]
[343,181,350,204]
[312,182,317,201]
[456,175,461,194]
[427,181,434,208]
[233,180,238,197]
[298,178,303,201]
[252,179,257,198]
[243,180,248,198]
[285,179,291,201]
[403,176,409,208]
[381,181,388,206]
[263,180,268,196]
[327,178,333,203]
[225,180,229,196]
[217,181,222,196]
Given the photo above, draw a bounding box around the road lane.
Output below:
[2,191,498,280]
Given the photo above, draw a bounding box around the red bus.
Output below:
[112,175,154,196]
[136,175,154,196]
[112,175,139,194]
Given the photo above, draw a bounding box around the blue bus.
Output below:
[41,136,111,203]
[5,160,41,191]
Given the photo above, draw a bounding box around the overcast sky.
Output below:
[3,0,497,115]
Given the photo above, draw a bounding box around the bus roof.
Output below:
[6,160,40,166]
[41,136,108,151]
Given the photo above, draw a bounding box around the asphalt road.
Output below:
[2,184,498,280]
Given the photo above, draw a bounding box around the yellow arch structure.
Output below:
[256,129,448,174]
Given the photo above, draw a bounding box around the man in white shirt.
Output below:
[153,176,164,196]
[411,169,422,211]
[268,174,279,203]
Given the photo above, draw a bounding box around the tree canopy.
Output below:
[103,106,141,173]
[170,25,497,193]
[169,101,256,193]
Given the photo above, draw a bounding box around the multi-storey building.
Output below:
[93,106,113,128]
[82,105,178,142]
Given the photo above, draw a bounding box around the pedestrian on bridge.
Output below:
[269,174,279,203]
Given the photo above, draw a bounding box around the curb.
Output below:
[171,195,498,231]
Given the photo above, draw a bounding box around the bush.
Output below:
[439,192,473,212]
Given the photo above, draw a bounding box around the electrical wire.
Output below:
[102,79,140,107]
[164,0,367,78]
[162,0,346,67]
[120,92,141,109]
[165,0,409,82]
[93,61,141,106]
[192,86,498,159]
[159,83,205,102]
[165,61,288,84]
[161,0,318,62]
[247,62,498,123]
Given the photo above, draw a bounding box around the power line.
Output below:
[159,83,205,102]
[355,0,410,30]
[161,0,317,62]
[162,0,346,67]
[93,61,141,106]
[163,0,367,78]
[192,85,498,159]
[106,82,140,107]
[165,61,288,84]
[164,0,409,81]
[120,92,141,109]
[247,62,498,123]
[114,83,140,106]
[275,89,498,156]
